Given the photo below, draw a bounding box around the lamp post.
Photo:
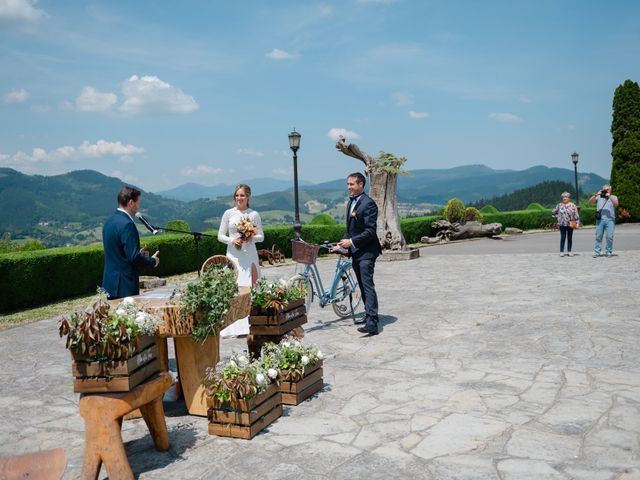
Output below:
[571,151,580,211]
[288,129,302,239]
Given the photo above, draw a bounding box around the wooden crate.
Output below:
[71,336,160,393]
[249,299,307,335]
[280,360,324,406]
[208,383,282,439]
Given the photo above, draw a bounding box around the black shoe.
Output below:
[353,317,366,325]
[357,324,379,335]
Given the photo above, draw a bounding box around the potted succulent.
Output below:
[261,336,324,405]
[59,292,163,393]
[203,352,282,439]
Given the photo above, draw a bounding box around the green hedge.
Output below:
[0,209,600,313]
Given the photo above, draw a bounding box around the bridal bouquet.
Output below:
[235,216,257,249]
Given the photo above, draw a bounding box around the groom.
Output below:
[337,172,382,335]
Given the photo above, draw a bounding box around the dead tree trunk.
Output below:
[336,136,406,251]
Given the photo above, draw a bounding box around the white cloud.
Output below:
[181,165,223,177]
[488,112,523,123]
[236,148,264,157]
[327,128,361,142]
[3,88,29,104]
[393,91,414,106]
[266,49,299,60]
[0,140,144,169]
[119,75,198,115]
[272,167,291,176]
[409,111,430,120]
[75,86,117,112]
[0,0,45,27]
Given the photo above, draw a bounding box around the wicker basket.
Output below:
[200,255,238,278]
[291,240,320,265]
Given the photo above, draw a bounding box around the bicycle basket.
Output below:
[291,240,320,264]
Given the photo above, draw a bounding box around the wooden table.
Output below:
[114,286,251,416]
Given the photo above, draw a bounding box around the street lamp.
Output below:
[571,152,580,210]
[288,129,302,239]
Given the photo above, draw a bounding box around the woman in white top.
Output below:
[217,184,264,337]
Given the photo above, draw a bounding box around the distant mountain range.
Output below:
[0,165,608,247]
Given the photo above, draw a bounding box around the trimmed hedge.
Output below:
[0,209,600,313]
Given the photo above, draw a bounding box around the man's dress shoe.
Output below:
[357,324,379,335]
[353,317,367,325]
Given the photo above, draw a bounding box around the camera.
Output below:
[600,191,608,198]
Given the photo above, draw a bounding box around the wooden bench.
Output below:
[79,372,171,480]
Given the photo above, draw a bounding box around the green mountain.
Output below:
[470,180,582,211]
[0,164,608,247]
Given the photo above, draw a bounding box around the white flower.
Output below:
[228,360,237,368]
[267,368,278,379]
[281,341,290,348]
[317,350,323,360]
[278,278,289,287]
[256,373,266,384]
[237,355,249,365]
[115,308,126,317]
[122,297,136,305]
[301,355,309,366]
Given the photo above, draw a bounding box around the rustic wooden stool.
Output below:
[79,372,172,480]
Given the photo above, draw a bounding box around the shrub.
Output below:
[309,213,336,225]
[443,198,466,223]
[526,203,545,211]
[479,204,499,214]
[464,207,483,222]
[400,216,439,243]
[165,219,190,232]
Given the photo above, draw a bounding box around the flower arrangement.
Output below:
[261,336,323,382]
[173,264,238,343]
[250,278,307,313]
[235,216,257,249]
[59,292,162,361]
[203,352,274,404]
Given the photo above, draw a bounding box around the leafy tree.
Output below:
[610,79,640,221]
[464,207,483,222]
[526,203,545,211]
[479,204,499,214]
[471,181,576,211]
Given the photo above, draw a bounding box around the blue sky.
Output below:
[1,0,639,193]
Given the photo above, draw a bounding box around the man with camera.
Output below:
[588,184,618,257]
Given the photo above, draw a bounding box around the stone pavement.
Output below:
[1,225,639,479]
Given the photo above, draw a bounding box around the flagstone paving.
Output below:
[1,225,639,479]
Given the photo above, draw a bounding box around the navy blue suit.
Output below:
[102,210,155,299]
[345,194,382,325]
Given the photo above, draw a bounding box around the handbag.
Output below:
[569,220,578,229]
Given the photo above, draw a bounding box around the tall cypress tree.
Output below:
[610,79,640,221]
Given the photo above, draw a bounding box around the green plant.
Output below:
[165,219,190,231]
[174,264,238,342]
[261,336,323,382]
[251,278,307,312]
[203,352,273,404]
[526,202,545,211]
[479,204,499,214]
[58,293,161,361]
[443,198,466,223]
[464,207,483,222]
[310,213,336,225]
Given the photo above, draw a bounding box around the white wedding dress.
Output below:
[217,207,264,337]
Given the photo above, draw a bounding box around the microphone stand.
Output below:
[141,220,216,277]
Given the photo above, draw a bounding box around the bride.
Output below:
[217,184,264,337]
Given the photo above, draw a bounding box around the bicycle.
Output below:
[290,239,363,319]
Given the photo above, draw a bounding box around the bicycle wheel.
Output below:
[290,274,313,313]
[331,271,362,318]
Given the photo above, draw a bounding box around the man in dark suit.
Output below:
[102,186,159,299]
[337,172,383,335]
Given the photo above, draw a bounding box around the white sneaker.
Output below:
[559,253,565,257]
[568,252,574,257]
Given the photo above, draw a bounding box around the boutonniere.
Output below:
[351,210,357,218]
